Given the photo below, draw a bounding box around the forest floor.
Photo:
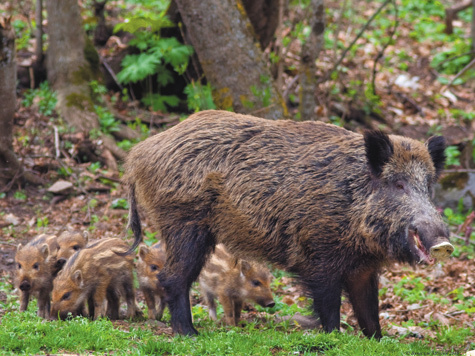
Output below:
[1,0,475,353]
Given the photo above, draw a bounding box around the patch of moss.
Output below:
[65,92,94,111]
[213,87,233,110]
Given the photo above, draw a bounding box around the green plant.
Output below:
[13,191,27,201]
[88,162,101,173]
[22,82,57,116]
[36,217,49,228]
[111,198,129,210]
[94,105,120,135]
[184,81,216,112]
[444,146,461,167]
[12,19,32,50]
[114,6,193,112]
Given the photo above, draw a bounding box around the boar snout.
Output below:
[429,241,454,261]
[265,300,275,308]
[19,280,31,291]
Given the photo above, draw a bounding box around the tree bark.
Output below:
[0,18,20,188]
[46,0,99,133]
[299,0,325,121]
[0,18,43,188]
[242,0,280,49]
[174,0,287,120]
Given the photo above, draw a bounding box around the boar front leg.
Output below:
[92,287,108,319]
[160,224,214,335]
[203,291,217,321]
[309,279,342,333]
[219,293,236,326]
[233,300,243,325]
[143,287,158,319]
[344,267,381,339]
[37,289,51,318]
[19,291,29,312]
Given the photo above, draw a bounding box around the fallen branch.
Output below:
[443,56,475,89]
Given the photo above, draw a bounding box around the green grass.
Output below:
[0,310,447,356]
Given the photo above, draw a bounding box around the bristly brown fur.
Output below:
[123,110,451,338]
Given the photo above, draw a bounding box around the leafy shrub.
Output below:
[114,6,193,112]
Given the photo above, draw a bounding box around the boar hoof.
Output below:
[429,242,454,260]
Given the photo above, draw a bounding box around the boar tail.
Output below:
[117,183,142,256]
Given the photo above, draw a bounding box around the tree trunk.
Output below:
[242,0,280,49]
[299,0,325,121]
[46,0,99,133]
[0,18,20,188]
[174,0,287,120]
[472,0,475,54]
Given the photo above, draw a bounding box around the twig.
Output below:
[100,55,124,91]
[434,51,475,70]
[443,168,475,173]
[54,125,60,159]
[332,0,350,61]
[320,0,392,83]
[450,233,475,245]
[443,56,475,89]
[0,241,18,246]
[372,0,398,96]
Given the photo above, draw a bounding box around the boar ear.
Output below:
[240,260,251,274]
[426,136,446,179]
[364,130,394,177]
[72,270,83,287]
[138,245,149,260]
[40,243,50,258]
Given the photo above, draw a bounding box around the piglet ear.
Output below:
[73,270,83,287]
[138,245,149,260]
[426,136,446,179]
[364,130,394,177]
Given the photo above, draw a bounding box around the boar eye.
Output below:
[61,292,71,301]
[251,280,261,287]
[150,264,159,272]
[17,263,22,269]
[72,245,80,251]
[33,263,39,270]
[394,180,406,191]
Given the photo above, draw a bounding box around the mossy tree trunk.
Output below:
[46,0,99,133]
[0,18,19,188]
[0,19,42,189]
[174,0,287,120]
[299,0,325,120]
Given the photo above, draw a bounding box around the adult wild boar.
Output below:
[123,110,454,338]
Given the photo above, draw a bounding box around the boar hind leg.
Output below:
[344,268,381,339]
[106,288,120,320]
[160,226,215,335]
[309,280,342,333]
[122,278,137,319]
